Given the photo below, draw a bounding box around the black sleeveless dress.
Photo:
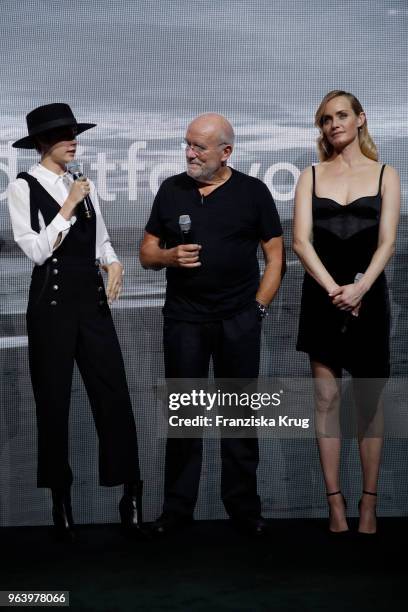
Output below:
[296,164,390,378]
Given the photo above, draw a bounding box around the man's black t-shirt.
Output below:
[145,168,282,321]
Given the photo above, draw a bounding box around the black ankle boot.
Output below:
[51,487,75,541]
[119,481,149,538]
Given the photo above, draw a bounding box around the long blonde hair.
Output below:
[315,90,378,162]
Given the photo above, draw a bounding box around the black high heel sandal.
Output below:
[327,490,349,534]
[358,490,377,535]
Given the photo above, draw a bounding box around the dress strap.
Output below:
[378,164,386,194]
[311,165,316,196]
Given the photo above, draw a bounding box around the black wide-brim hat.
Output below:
[12,103,96,149]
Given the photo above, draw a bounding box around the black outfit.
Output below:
[297,164,390,378]
[146,169,282,519]
[20,172,140,488]
[147,169,282,321]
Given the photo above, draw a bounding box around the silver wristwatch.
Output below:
[255,300,268,319]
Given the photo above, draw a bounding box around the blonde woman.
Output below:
[293,91,400,534]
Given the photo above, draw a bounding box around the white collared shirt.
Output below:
[7,163,119,266]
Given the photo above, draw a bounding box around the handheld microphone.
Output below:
[179,214,193,244]
[341,272,364,334]
[67,161,93,219]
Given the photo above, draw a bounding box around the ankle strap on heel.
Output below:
[362,490,377,496]
[327,490,342,497]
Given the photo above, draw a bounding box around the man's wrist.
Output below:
[161,248,173,267]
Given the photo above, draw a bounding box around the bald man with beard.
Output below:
[140,113,284,536]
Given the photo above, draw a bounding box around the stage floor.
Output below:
[1,518,407,611]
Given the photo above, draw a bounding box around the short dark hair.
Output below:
[33,137,43,154]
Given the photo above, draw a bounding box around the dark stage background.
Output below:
[0,0,407,526]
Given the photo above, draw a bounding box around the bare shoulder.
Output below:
[294,167,314,211]
[382,164,400,183]
[297,165,314,187]
[381,165,400,206]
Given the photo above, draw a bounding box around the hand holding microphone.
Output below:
[66,161,93,219]
[60,177,90,221]
[330,272,364,334]
[167,214,201,268]
[330,273,364,309]
[179,215,193,244]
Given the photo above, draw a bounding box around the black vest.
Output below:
[17,172,96,261]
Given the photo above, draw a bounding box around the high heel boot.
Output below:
[119,481,149,538]
[51,487,75,541]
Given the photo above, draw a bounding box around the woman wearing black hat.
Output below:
[8,103,145,540]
